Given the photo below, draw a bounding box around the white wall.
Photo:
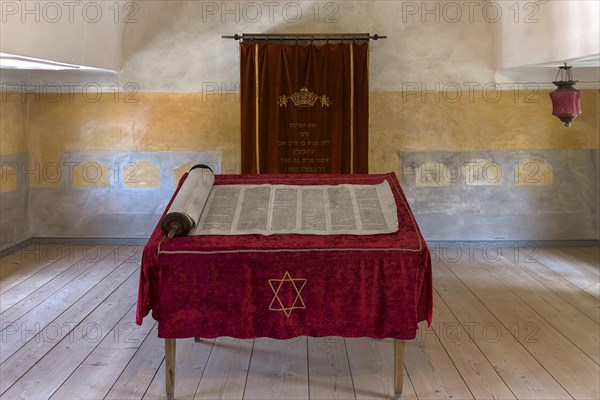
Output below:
[0,0,128,70]
[119,0,495,91]
[2,1,597,85]
[496,0,600,69]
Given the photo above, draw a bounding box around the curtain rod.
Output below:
[222,33,386,41]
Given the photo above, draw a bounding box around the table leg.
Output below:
[394,339,405,399]
[165,338,176,400]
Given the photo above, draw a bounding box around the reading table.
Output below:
[136,172,432,399]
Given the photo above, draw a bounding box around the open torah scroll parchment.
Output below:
[161,166,399,236]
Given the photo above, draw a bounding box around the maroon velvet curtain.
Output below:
[241,42,369,174]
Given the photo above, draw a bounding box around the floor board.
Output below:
[0,259,140,394]
[579,247,600,267]
[1,268,140,399]
[432,256,572,400]
[49,304,156,400]
[0,249,126,363]
[194,337,251,400]
[0,245,83,295]
[243,337,309,399]
[104,323,165,400]
[1,249,106,323]
[143,337,214,400]
[307,337,355,400]
[1,245,598,400]
[345,338,396,400]
[474,251,599,364]
[552,247,600,277]
[501,251,600,324]
[445,253,599,399]
[430,291,517,400]
[534,248,600,300]
[404,321,474,400]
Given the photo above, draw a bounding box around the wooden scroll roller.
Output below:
[160,164,215,238]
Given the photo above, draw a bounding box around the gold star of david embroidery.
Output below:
[268,271,307,318]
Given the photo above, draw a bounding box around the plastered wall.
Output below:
[1,88,597,244]
[0,94,29,247]
[0,0,598,244]
[0,0,127,70]
[119,0,495,91]
[495,0,600,68]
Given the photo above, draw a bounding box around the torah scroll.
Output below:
[160,164,215,237]
[161,168,399,237]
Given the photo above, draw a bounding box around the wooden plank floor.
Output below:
[0,244,598,400]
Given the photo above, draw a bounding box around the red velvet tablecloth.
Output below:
[136,173,432,340]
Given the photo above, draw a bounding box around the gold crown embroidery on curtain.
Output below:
[278,87,331,108]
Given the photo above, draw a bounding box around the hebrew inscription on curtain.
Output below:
[240,42,369,174]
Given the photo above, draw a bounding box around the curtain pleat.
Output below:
[240,42,369,174]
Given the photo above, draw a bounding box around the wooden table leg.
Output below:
[165,338,176,400]
[394,339,405,399]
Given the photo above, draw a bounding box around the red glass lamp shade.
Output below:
[549,85,581,127]
[549,64,581,127]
